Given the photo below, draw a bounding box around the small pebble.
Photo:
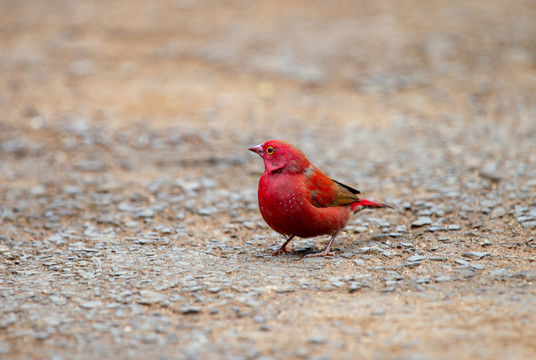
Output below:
[415,276,430,284]
[455,259,471,266]
[407,255,426,262]
[522,221,536,229]
[139,290,165,305]
[491,269,509,277]
[411,217,432,228]
[463,251,491,260]
[179,306,202,314]
[308,336,326,344]
[371,308,385,315]
[490,207,506,219]
[78,301,103,309]
[348,282,361,293]
[136,209,155,218]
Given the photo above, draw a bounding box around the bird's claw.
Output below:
[272,247,290,256]
[272,236,295,256]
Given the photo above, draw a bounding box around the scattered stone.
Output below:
[78,301,103,309]
[136,209,155,218]
[411,217,432,228]
[348,282,361,293]
[0,313,18,329]
[371,308,385,315]
[429,256,447,261]
[125,221,139,228]
[139,290,165,305]
[490,207,506,219]
[198,208,214,216]
[406,255,426,263]
[253,316,266,324]
[34,332,50,340]
[491,269,510,277]
[415,276,430,284]
[29,185,46,196]
[358,246,384,254]
[455,259,471,266]
[63,186,82,195]
[479,162,501,182]
[426,226,447,232]
[308,336,326,344]
[77,269,95,280]
[177,306,202,314]
[275,286,297,293]
[462,251,491,260]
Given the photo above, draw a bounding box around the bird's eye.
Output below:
[266,146,275,155]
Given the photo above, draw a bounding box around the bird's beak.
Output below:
[248,144,263,155]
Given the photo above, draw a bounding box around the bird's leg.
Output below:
[272,235,295,256]
[304,233,337,258]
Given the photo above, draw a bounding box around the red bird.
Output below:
[249,139,392,257]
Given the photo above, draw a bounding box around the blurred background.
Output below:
[2,1,534,130]
[2,0,535,191]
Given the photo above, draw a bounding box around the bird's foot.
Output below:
[272,235,295,256]
[303,249,334,258]
[272,246,290,256]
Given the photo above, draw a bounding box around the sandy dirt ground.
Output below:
[1,1,536,359]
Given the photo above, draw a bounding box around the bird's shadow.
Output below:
[292,247,316,257]
[270,246,335,259]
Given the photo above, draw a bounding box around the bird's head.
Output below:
[249,140,309,173]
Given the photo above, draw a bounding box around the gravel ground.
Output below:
[1,1,536,359]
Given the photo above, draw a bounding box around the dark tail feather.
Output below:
[350,199,394,214]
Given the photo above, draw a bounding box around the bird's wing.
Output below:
[304,165,361,208]
[331,179,361,195]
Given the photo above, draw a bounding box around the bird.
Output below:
[248,139,392,258]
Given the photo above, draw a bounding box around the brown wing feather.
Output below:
[331,179,361,195]
[304,165,361,208]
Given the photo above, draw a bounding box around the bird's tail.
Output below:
[351,199,394,214]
